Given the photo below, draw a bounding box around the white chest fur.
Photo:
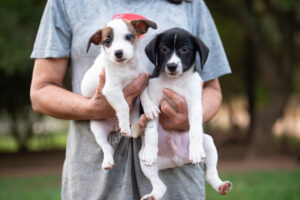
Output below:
[81,50,144,98]
[148,68,202,106]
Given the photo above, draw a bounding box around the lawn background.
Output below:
[1,170,299,200]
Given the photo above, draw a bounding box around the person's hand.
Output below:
[86,69,149,120]
[159,89,190,131]
[159,80,204,131]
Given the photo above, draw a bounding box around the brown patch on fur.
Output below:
[86,26,113,52]
[123,19,157,48]
[123,19,139,48]
[101,27,113,48]
[131,20,157,36]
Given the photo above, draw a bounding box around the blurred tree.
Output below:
[209,0,300,152]
[0,0,46,151]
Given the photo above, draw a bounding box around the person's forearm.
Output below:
[31,84,91,120]
[202,79,222,123]
[30,58,95,120]
[30,58,149,121]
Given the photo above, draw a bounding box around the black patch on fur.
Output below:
[145,28,209,78]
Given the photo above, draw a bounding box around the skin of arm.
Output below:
[159,79,222,131]
[30,58,149,120]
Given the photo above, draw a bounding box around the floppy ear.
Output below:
[145,34,161,78]
[86,29,102,53]
[145,34,160,65]
[131,20,157,36]
[193,36,209,70]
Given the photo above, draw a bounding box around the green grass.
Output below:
[0,174,61,200]
[0,170,299,200]
[0,132,67,152]
[206,170,300,200]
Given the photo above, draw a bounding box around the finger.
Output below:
[160,99,177,118]
[138,114,148,129]
[159,114,172,131]
[163,88,187,113]
[97,68,106,95]
[124,72,149,97]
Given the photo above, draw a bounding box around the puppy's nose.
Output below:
[114,50,123,59]
[167,63,178,72]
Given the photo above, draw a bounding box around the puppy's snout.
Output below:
[114,50,123,59]
[167,63,178,72]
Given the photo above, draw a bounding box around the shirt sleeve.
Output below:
[193,0,231,81]
[30,0,72,59]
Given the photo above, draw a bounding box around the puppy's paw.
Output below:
[144,102,160,120]
[141,147,158,166]
[138,114,148,129]
[120,125,131,137]
[140,194,156,200]
[189,144,206,164]
[218,181,232,195]
[102,156,115,170]
[140,184,166,200]
[131,123,143,138]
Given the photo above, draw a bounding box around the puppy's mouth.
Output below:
[114,58,127,64]
[166,71,181,78]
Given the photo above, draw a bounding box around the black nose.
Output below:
[115,50,123,59]
[167,63,178,72]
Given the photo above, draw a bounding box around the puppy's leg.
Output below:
[102,86,131,137]
[139,152,166,200]
[187,96,206,164]
[90,120,115,170]
[203,134,232,195]
[141,118,159,166]
[140,88,160,120]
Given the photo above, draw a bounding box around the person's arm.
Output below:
[159,78,222,131]
[30,58,149,120]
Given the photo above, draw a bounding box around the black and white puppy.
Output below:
[138,28,232,200]
[81,19,158,170]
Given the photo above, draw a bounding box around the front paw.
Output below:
[144,102,160,120]
[189,144,206,165]
[141,147,158,166]
[120,125,131,137]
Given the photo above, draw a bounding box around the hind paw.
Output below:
[218,181,232,195]
[140,194,156,200]
[102,157,115,170]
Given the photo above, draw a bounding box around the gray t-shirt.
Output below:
[31,0,231,199]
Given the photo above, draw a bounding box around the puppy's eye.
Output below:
[160,46,169,54]
[180,46,189,53]
[125,34,134,41]
[104,37,111,46]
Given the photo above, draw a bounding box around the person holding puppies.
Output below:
[30,0,231,199]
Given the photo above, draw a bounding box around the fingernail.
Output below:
[144,72,149,78]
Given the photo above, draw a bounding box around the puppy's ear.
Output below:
[193,36,209,70]
[131,20,157,36]
[87,29,102,53]
[145,34,160,65]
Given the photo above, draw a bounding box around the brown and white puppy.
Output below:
[81,19,158,170]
